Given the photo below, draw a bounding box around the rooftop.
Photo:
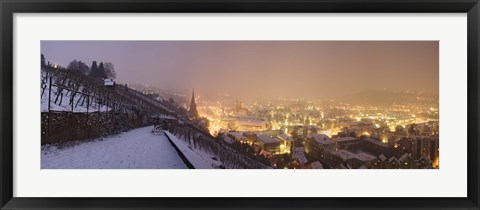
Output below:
[257,134,281,144]
[399,153,412,162]
[379,154,387,161]
[309,134,333,145]
[310,161,323,169]
[222,136,236,144]
[294,149,308,165]
[354,152,377,162]
[389,156,400,163]
[363,137,390,147]
[332,137,357,142]
[228,132,245,140]
[278,133,293,141]
[331,150,376,162]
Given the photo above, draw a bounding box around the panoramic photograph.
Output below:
[40,41,439,169]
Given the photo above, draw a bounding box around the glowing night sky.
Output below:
[41,41,438,99]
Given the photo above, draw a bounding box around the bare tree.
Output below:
[104,62,116,79]
[67,59,89,75]
[41,54,46,67]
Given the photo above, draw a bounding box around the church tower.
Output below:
[188,89,199,118]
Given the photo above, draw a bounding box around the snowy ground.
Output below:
[41,126,187,169]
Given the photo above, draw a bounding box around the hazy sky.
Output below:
[41,41,438,99]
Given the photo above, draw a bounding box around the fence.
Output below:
[42,75,139,114]
[170,124,269,169]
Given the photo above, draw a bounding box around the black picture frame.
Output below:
[1,0,479,209]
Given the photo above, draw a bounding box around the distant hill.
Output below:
[339,90,438,107]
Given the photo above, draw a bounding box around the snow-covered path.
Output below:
[41,126,187,169]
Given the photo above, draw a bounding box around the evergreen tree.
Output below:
[98,62,107,78]
[88,61,98,77]
[88,61,107,79]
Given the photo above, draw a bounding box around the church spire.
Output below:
[188,89,199,118]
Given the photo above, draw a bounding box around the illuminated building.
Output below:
[291,125,312,139]
[332,136,360,150]
[256,134,282,154]
[304,134,335,161]
[234,99,250,115]
[277,134,293,154]
[419,136,439,163]
[360,137,393,157]
[235,119,270,131]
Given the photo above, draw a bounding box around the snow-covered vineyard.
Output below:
[41,66,175,114]
[41,64,269,169]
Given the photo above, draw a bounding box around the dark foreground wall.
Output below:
[41,111,146,145]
